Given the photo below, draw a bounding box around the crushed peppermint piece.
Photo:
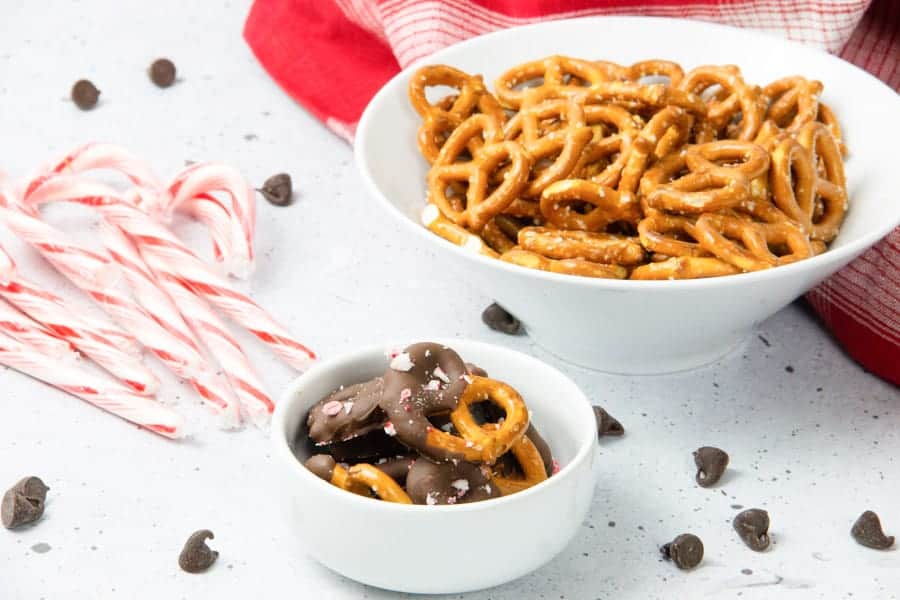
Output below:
[446,496,457,505]
[462,374,473,384]
[425,493,437,506]
[390,352,415,371]
[376,458,388,464]
[451,479,470,496]
[552,460,561,474]
[424,349,431,357]
[343,401,354,414]
[432,366,450,383]
[400,388,412,402]
[322,400,343,416]
[424,379,441,391]
[385,348,401,359]
[384,422,397,437]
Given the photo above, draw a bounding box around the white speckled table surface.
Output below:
[1,2,897,599]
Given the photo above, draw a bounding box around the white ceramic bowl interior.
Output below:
[272,339,598,594]
[355,17,900,374]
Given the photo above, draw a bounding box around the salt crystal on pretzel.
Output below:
[0,330,185,439]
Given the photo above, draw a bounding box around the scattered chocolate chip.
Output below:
[258,173,292,206]
[693,446,729,487]
[660,533,704,570]
[178,529,219,573]
[149,58,176,88]
[593,406,624,437]
[71,80,100,110]
[1,476,49,530]
[733,509,771,552]
[851,510,894,550]
[481,303,521,335]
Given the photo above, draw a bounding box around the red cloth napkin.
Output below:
[245,0,900,385]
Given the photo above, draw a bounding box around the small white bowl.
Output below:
[354,16,900,374]
[271,340,598,594]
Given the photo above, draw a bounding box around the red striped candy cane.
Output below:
[25,177,316,371]
[0,296,75,361]
[0,330,184,439]
[99,219,243,428]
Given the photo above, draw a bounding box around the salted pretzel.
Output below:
[795,121,847,242]
[482,423,548,495]
[411,57,849,280]
[637,212,708,257]
[690,212,813,271]
[618,106,690,194]
[573,103,641,186]
[576,81,707,116]
[518,226,646,264]
[762,76,823,134]
[305,455,413,504]
[494,55,607,109]
[504,91,594,196]
[422,376,530,464]
[678,65,763,141]
[500,248,628,279]
[540,178,640,230]
[427,113,533,231]
[630,256,740,279]
[481,218,518,253]
[421,203,499,257]
[769,137,816,232]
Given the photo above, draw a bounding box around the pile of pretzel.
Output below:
[0,143,315,438]
[303,343,553,505]
[410,56,848,279]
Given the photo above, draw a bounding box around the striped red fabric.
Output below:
[244,0,900,384]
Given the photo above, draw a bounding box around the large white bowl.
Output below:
[271,340,598,594]
[355,17,900,374]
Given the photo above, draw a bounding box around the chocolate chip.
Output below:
[733,509,771,552]
[660,533,704,569]
[1,477,49,530]
[258,173,292,206]
[149,58,177,88]
[178,529,219,573]
[481,303,520,335]
[693,446,729,487]
[71,80,100,110]
[851,510,894,550]
[593,406,624,437]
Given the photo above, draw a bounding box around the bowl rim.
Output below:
[271,338,597,513]
[354,15,900,290]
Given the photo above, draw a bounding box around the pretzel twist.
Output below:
[424,376,530,464]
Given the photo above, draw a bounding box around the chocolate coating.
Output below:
[406,458,500,505]
[525,425,554,476]
[371,455,418,484]
[381,343,470,462]
[324,428,410,462]
[307,377,385,444]
[305,454,336,481]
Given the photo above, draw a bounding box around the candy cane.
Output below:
[149,265,274,423]
[162,163,257,276]
[0,296,74,361]
[36,146,256,278]
[98,220,242,428]
[0,330,184,439]
[25,177,316,371]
